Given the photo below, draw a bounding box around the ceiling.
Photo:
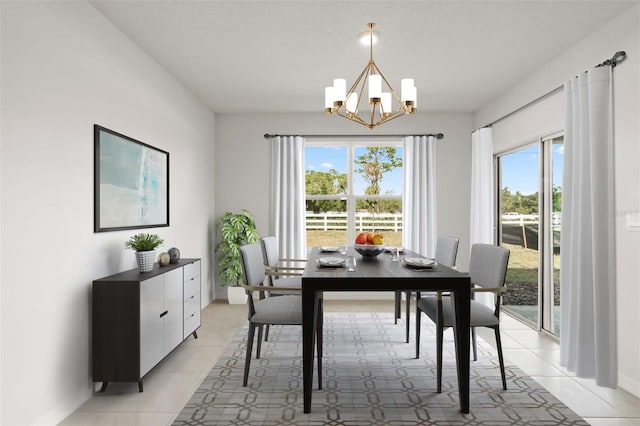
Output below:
[90,0,637,114]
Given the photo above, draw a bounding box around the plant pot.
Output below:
[227,286,247,304]
[135,250,156,273]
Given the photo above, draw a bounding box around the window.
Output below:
[305,140,403,248]
[497,134,563,336]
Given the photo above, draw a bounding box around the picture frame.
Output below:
[94,124,169,232]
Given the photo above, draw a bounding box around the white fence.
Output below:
[305,212,560,233]
[306,212,403,232]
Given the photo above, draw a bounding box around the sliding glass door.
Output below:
[497,134,563,336]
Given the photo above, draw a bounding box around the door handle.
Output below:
[160,310,168,318]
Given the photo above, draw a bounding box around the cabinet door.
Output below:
[140,275,164,376]
[163,268,184,354]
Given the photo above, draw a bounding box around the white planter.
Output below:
[135,250,156,273]
[227,286,247,304]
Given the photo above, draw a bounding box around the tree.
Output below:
[305,169,347,213]
[354,147,402,213]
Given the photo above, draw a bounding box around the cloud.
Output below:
[554,145,564,154]
[321,162,334,170]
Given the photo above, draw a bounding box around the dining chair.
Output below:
[260,236,305,291]
[260,236,306,340]
[238,243,322,388]
[415,243,510,392]
[396,236,459,343]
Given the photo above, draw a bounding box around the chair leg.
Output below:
[317,298,323,390]
[243,324,256,387]
[471,327,478,361]
[256,325,263,359]
[494,327,507,390]
[415,297,422,359]
[436,324,444,393]
[405,291,411,343]
[265,324,270,341]
[394,291,401,324]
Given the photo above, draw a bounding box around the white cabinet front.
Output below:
[163,268,184,354]
[140,275,165,376]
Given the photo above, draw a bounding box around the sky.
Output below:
[305,145,403,195]
[500,143,563,195]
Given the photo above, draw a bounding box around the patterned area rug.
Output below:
[174,313,587,425]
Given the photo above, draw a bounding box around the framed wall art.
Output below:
[94,124,169,232]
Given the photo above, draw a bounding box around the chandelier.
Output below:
[324,23,417,129]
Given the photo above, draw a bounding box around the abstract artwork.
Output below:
[94,125,169,232]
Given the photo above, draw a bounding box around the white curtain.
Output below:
[470,127,494,245]
[271,135,307,260]
[560,67,616,387]
[470,127,494,307]
[402,135,437,257]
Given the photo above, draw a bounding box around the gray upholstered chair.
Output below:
[260,236,305,291]
[396,236,459,342]
[260,236,307,341]
[415,243,510,391]
[238,243,321,388]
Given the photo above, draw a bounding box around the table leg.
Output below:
[302,287,318,413]
[451,287,470,414]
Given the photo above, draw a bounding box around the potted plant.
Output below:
[125,233,164,273]
[215,210,260,304]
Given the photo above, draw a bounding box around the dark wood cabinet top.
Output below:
[94,258,200,283]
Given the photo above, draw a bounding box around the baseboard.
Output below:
[618,372,640,398]
[34,385,92,426]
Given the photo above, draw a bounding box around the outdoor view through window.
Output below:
[499,135,563,336]
[305,142,403,248]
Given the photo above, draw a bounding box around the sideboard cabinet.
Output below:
[92,258,201,392]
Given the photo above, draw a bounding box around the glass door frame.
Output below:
[495,131,563,336]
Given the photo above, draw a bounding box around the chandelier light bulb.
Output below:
[346,92,358,113]
[368,75,382,102]
[333,79,346,103]
[325,86,335,110]
[380,92,391,114]
[401,78,415,102]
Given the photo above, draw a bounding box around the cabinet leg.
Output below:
[138,380,143,392]
[99,382,108,393]
[192,330,198,339]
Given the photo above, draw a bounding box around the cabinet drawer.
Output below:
[184,293,200,319]
[184,309,200,337]
[183,260,201,282]
[184,276,200,300]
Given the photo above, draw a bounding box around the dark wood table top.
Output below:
[303,246,468,291]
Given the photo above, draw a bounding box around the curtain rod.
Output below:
[482,50,626,128]
[264,133,444,140]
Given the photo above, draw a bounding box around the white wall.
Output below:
[214,111,475,299]
[475,5,640,397]
[0,2,216,424]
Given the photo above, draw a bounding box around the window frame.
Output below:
[305,138,403,246]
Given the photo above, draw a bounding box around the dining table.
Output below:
[301,246,472,414]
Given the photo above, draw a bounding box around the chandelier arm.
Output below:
[347,63,371,96]
[336,109,369,127]
[376,109,408,126]
[371,62,402,104]
[356,64,371,102]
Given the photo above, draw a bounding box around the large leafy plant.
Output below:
[215,210,260,287]
[124,233,164,252]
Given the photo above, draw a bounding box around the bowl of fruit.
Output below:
[354,232,385,257]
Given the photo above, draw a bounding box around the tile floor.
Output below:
[60,299,640,425]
